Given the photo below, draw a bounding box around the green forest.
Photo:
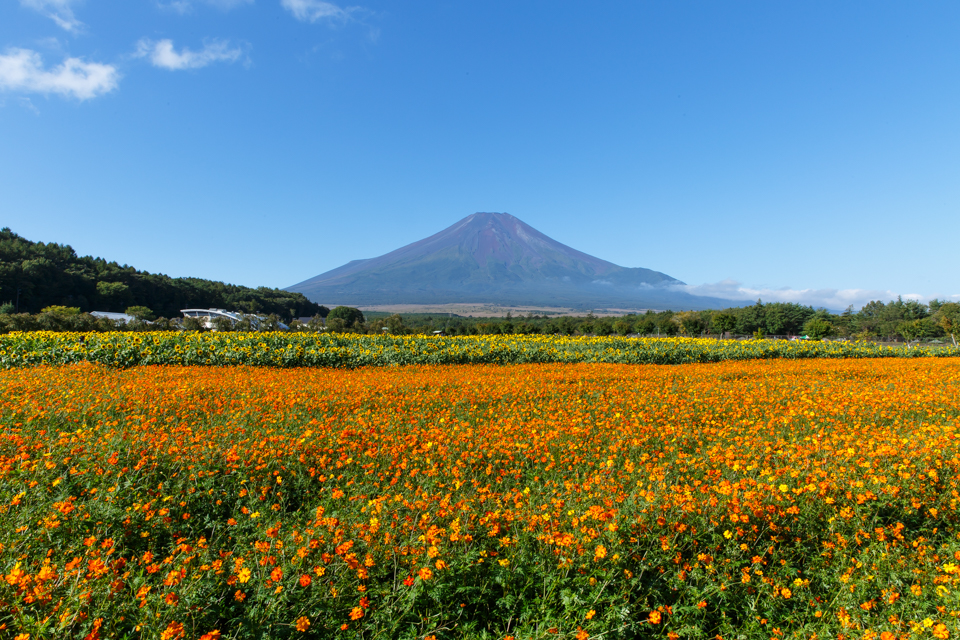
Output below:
[355,297,959,344]
[0,228,323,321]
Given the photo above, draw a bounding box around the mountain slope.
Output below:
[0,227,324,320]
[288,212,728,309]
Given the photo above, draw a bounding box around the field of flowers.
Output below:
[1,331,958,369]
[2,358,960,639]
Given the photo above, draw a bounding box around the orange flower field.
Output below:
[2,358,960,639]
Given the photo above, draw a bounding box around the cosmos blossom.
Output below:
[0,357,958,637]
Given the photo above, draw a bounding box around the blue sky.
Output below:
[2,1,958,310]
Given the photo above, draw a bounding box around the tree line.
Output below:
[310,299,960,345]
[0,228,324,321]
[4,297,956,346]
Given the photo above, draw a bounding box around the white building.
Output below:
[180,309,288,331]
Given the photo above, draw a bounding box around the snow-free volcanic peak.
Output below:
[288,212,723,309]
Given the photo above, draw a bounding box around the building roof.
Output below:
[180,308,243,321]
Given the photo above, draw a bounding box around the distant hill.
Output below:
[288,212,732,310]
[0,228,323,320]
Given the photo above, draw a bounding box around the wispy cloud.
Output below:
[159,0,194,13]
[281,0,355,23]
[135,39,243,70]
[670,279,958,311]
[0,48,118,100]
[20,0,84,33]
[159,0,253,15]
[18,96,41,114]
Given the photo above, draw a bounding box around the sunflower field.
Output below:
[1,332,958,369]
[2,356,960,639]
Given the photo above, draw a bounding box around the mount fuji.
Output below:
[288,212,730,310]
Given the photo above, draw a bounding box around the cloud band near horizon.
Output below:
[670,279,960,311]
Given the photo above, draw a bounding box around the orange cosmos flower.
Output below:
[160,621,185,640]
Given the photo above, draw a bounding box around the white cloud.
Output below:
[135,39,243,70]
[20,0,84,33]
[159,0,194,13]
[281,0,354,23]
[159,0,253,14]
[670,279,958,311]
[0,48,118,100]
[18,96,41,114]
[205,0,254,8]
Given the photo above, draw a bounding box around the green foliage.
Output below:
[182,317,206,332]
[96,280,130,300]
[611,319,633,336]
[211,315,235,332]
[937,302,960,346]
[306,314,328,332]
[365,303,835,340]
[0,228,323,320]
[326,317,347,332]
[674,311,707,336]
[712,311,736,337]
[125,305,156,321]
[897,319,924,343]
[40,305,81,316]
[858,296,930,339]
[802,317,836,340]
[385,314,406,334]
[327,306,365,327]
